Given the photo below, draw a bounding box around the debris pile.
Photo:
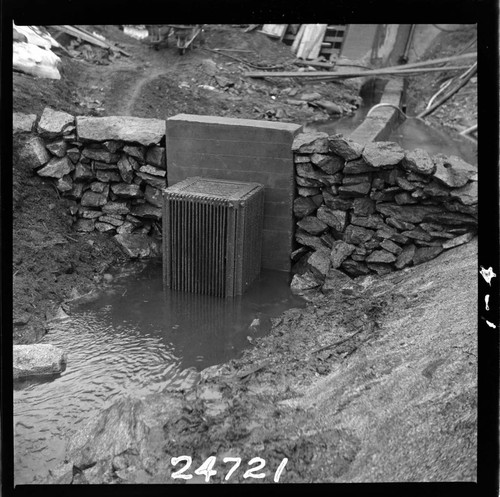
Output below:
[13,23,62,79]
[13,107,166,257]
[290,131,478,292]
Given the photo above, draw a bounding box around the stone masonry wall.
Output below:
[14,107,167,257]
[290,131,478,293]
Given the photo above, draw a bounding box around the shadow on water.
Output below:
[13,261,305,484]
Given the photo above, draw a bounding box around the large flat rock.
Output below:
[76,116,166,146]
[14,344,67,379]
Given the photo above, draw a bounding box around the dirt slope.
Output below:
[46,238,477,484]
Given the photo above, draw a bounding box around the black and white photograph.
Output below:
[4,5,498,493]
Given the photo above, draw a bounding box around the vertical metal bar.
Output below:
[182,199,188,293]
[194,200,200,295]
[225,204,236,298]
[163,192,171,289]
[201,200,206,296]
[215,203,221,298]
[210,201,216,296]
[172,198,177,290]
[185,197,193,292]
[221,203,227,297]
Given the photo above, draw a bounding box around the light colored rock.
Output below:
[111,183,144,199]
[16,135,51,168]
[76,116,165,146]
[292,132,329,153]
[433,154,476,188]
[402,148,436,176]
[297,216,328,235]
[306,248,331,279]
[131,203,162,220]
[46,139,68,157]
[330,240,356,269]
[362,141,405,168]
[13,344,67,379]
[290,271,321,293]
[73,162,95,181]
[366,249,397,264]
[13,113,37,133]
[135,171,165,190]
[37,107,74,138]
[82,147,120,163]
[139,165,166,177]
[442,232,475,249]
[327,133,363,160]
[37,156,74,178]
[450,181,478,206]
[102,201,131,215]
[56,174,73,192]
[113,233,161,258]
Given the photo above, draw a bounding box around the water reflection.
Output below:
[14,262,305,484]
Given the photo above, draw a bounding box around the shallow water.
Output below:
[14,263,305,484]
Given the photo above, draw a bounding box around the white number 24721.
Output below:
[171,456,288,482]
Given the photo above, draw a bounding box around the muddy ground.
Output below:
[12,25,478,484]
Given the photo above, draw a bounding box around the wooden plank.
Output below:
[54,25,130,56]
[296,24,327,60]
[291,24,306,52]
[261,24,288,39]
[245,65,472,80]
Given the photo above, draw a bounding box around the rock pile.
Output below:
[291,131,478,292]
[14,107,166,256]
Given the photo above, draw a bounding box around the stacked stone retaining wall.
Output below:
[14,107,166,256]
[291,131,478,292]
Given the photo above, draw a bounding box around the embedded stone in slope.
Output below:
[76,116,166,146]
[17,135,51,168]
[362,141,405,168]
[306,248,331,279]
[13,113,37,133]
[37,156,74,178]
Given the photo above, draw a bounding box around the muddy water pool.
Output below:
[14,262,305,484]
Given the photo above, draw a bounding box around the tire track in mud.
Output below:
[118,67,170,116]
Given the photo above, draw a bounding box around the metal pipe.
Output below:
[366,103,408,119]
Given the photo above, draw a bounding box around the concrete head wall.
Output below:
[166,114,301,271]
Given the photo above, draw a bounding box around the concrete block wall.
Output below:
[166,114,302,271]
